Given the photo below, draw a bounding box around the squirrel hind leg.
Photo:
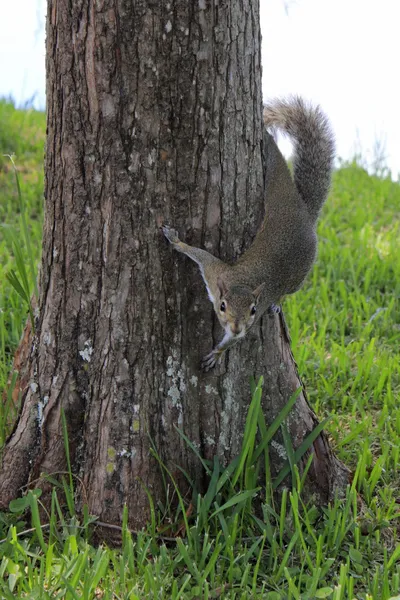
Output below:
[267,303,281,316]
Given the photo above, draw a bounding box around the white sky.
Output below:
[1,0,399,175]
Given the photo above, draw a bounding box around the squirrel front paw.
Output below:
[201,349,223,372]
[162,225,180,245]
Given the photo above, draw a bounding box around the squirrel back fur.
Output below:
[231,96,335,304]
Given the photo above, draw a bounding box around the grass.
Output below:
[1,98,400,598]
[0,98,44,405]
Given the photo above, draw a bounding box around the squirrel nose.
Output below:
[231,322,242,335]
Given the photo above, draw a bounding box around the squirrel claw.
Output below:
[267,303,281,316]
[162,225,180,245]
[201,350,219,372]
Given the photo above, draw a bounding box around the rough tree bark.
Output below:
[0,0,349,527]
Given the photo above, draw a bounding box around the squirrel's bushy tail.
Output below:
[263,96,335,220]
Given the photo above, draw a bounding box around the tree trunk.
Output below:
[0,0,349,527]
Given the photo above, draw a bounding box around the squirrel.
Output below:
[163,96,335,371]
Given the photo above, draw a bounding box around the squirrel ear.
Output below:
[217,276,228,298]
[252,282,266,302]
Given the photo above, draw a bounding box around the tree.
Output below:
[0,0,349,528]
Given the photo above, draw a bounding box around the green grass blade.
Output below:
[252,387,302,464]
[273,417,332,489]
[61,409,75,517]
[7,155,38,298]
[210,488,260,518]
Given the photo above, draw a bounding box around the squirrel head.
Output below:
[215,277,265,338]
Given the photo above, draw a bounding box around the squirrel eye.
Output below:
[250,305,257,316]
[220,301,226,312]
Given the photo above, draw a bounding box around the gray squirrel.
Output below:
[163,96,335,371]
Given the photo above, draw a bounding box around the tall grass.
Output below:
[0,99,44,393]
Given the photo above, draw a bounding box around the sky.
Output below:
[1,0,400,176]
